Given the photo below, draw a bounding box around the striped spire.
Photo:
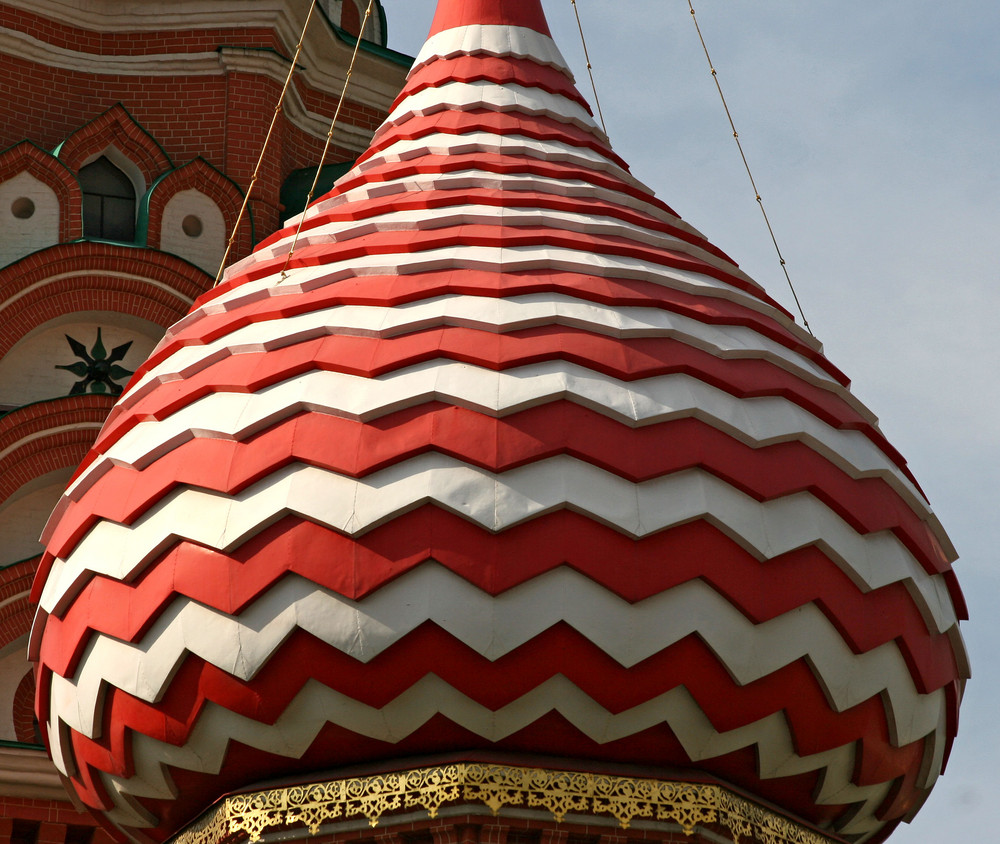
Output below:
[429,0,552,36]
[31,2,967,843]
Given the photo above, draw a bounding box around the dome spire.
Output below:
[428,0,552,37]
[29,1,967,842]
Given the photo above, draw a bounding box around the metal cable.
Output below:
[212,0,320,286]
[570,0,608,135]
[280,0,377,279]
[686,0,813,335]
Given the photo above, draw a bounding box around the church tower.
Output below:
[27,1,968,844]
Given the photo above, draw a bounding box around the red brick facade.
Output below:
[0,1,406,840]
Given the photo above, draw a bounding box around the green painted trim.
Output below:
[54,103,174,171]
[0,555,41,573]
[137,157,254,249]
[377,2,389,47]
[1,139,73,175]
[0,740,45,751]
[280,161,354,220]
[53,104,176,247]
[330,23,412,68]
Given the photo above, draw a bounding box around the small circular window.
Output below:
[11,197,35,219]
[182,214,203,238]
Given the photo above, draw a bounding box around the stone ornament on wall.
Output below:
[55,328,133,396]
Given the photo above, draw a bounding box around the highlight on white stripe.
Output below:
[410,25,575,77]
[76,364,926,519]
[385,81,602,135]
[125,293,842,400]
[41,458,958,636]
[48,566,953,747]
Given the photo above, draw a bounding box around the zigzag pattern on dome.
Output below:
[30,2,968,844]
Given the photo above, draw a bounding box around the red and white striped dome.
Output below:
[30,1,967,842]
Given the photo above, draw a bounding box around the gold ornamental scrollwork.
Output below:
[172,763,836,844]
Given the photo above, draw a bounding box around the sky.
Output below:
[378,2,1000,841]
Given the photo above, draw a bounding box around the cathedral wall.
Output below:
[0,0,405,835]
[0,174,59,268]
[0,318,155,408]
[160,189,228,275]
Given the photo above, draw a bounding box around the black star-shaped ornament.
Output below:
[55,328,134,396]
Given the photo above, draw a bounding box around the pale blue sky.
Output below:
[379,2,1000,840]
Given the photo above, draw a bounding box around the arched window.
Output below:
[80,156,136,242]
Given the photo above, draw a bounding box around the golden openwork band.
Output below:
[175,763,835,844]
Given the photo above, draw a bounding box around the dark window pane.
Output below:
[103,196,136,241]
[11,820,39,844]
[82,194,103,238]
[79,156,134,198]
[80,155,136,242]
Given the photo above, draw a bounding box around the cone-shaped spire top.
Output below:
[429,0,552,37]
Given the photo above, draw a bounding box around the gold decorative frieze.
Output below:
[173,763,835,844]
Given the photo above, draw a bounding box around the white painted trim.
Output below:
[0,423,103,464]
[129,293,838,397]
[0,270,196,320]
[385,81,602,137]
[0,0,407,106]
[0,745,67,801]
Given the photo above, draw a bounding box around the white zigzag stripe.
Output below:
[294,167,716,265]
[125,292,841,402]
[46,566,953,749]
[40,458,959,640]
[264,193,734,282]
[360,131,640,185]
[81,675,928,839]
[410,25,574,77]
[214,241,770,324]
[385,81,601,135]
[87,364,925,523]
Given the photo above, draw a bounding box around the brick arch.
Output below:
[12,666,37,744]
[144,158,251,258]
[57,103,173,189]
[0,242,211,358]
[0,395,113,509]
[0,558,38,717]
[0,142,82,241]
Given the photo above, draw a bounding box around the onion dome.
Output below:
[30,1,968,842]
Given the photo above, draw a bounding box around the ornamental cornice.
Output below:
[216,49,375,152]
[0,0,408,105]
[174,764,839,844]
[0,743,69,801]
[0,27,395,147]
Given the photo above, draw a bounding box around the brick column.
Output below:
[37,824,65,844]
[480,823,509,844]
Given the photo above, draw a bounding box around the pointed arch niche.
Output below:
[79,154,138,242]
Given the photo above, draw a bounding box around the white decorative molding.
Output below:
[0,744,68,801]
[0,0,407,106]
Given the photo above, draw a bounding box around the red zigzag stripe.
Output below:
[37,509,961,694]
[49,405,950,580]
